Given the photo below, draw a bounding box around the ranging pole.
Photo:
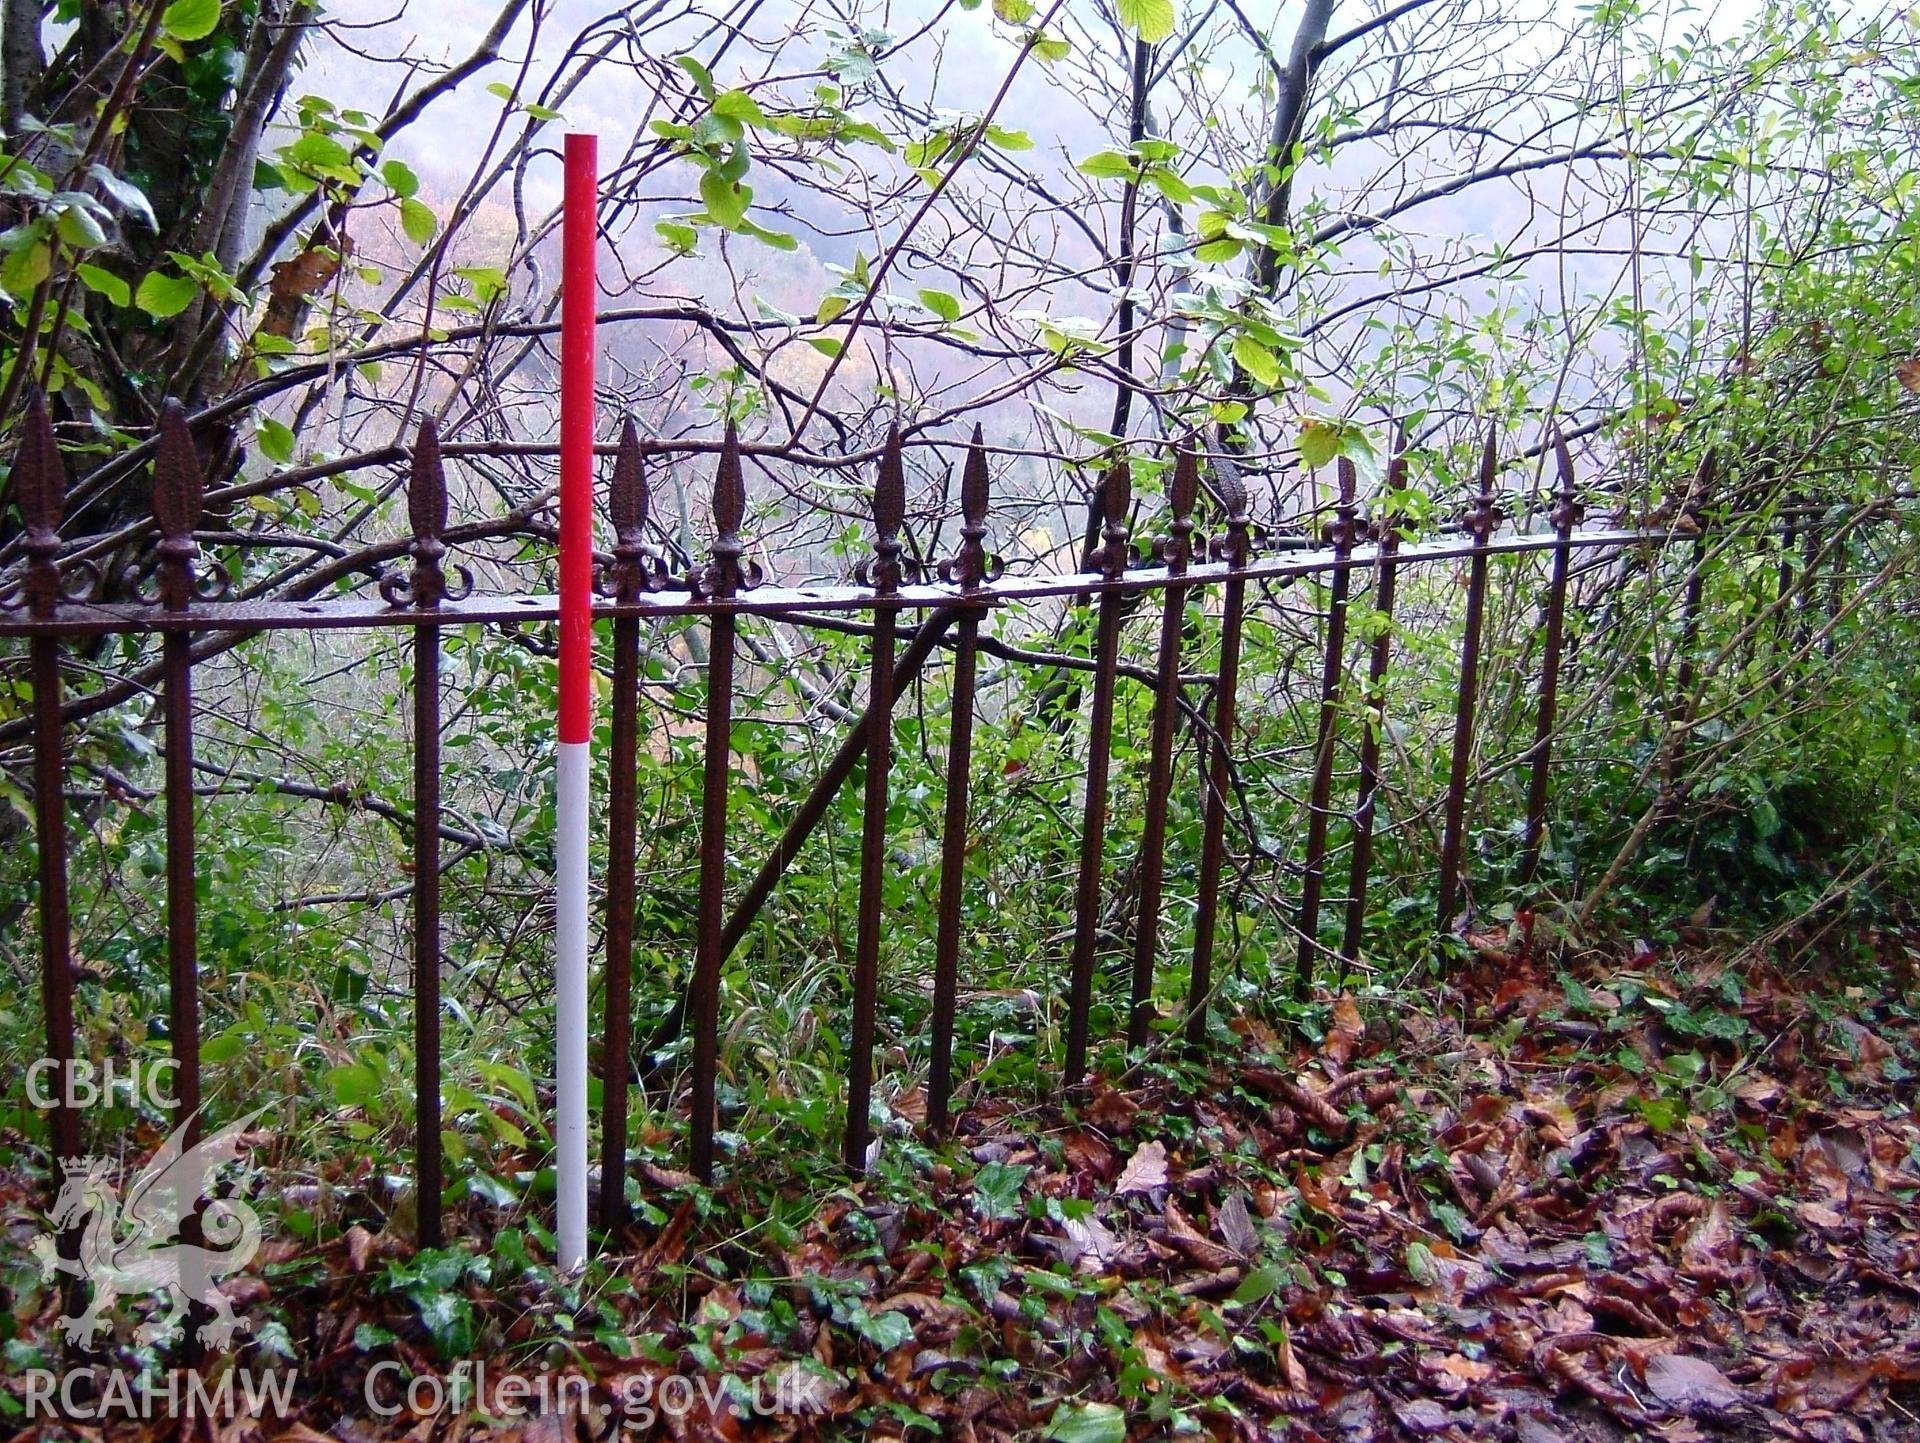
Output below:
[556,131,597,1270]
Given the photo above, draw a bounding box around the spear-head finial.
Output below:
[1331,456,1359,551]
[693,424,754,599]
[607,416,654,601]
[1550,428,1582,534]
[1159,444,1199,575]
[1466,428,1500,542]
[940,425,996,592]
[866,425,907,596]
[153,400,206,611]
[1096,456,1132,581]
[16,389,66,616]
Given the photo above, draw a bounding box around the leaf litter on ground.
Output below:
[5,944,1920,1441]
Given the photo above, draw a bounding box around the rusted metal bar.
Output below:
[928,430,996,1133]
[1186,460,1251,1049]
[598,419,661,1230]
[845,429,907,1172]
[381,421,460,1247]
[154,403,209,1145]
[688,426,755,1182]
[1127,448,1198,1052]
[1064,460,1132,1087]
[1340,521,1401,965]
[1436,433,1500,935]
[1519,436,1583,882]
[1294,460,1358,995]
[16,393,80,1169]
[636,608,960,1085]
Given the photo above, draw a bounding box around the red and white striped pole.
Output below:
[556,131,597,1270]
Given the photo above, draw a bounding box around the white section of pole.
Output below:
[555,740,591,1269]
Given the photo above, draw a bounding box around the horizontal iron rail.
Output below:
[0,524,1740,637]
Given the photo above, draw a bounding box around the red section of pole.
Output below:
[559,133,598,748]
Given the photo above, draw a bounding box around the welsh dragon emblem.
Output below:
[32,1109,268,1350]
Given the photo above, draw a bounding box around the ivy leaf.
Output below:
[399,197,437,246]
[1046,1402,1126,1443]
[160,0,222,43]
[1116,0,1176,42]
[970,1161,1030,1221]
[134,270,198,319]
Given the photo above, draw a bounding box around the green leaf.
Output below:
[1029,32,1072,62]
[399,197,437,246]
[74,263,130,307]
[1116,0,1176,41]
[1298,418,1340,469]
[740,218,797,251]
[1046,1402,1126,1443]
[918,288,961,322]
[675,56,717,100]
[1234,333,1280,388]
[327,1061,381,1109]
[970,1161,1029,1221]
[993,0,1035,21]
[53,198,107,249]
[134,270,198,319]
[806,336,843,357]
[1,231,49,295]
[853,1307,914,1351]
[258,416,296,465]
[712,89,767,127]
[161,0,222,43]
[1075,150,1137,180]
[655,219,699,254]
[380,159,419,198]
[699,170,751,229]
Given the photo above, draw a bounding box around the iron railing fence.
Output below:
[3,390,1897,1244]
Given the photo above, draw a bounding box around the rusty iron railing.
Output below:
[4,392,1870,1240]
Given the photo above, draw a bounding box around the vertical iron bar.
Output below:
[599,420,650,1230]
[689,426,748,1182]
[1063,461,1132,1088]
[1436,433,1499,934]
[845,429,906,1172]
[1127,448,1197,1051]
[928,430,993,1133]
[1293,460,1358,995]
[153,403,205,1144]
[413,628,441,1246]
[386,421,454,1248]
[1340,526,1400,964]
[1519,436,1581,882]
[17,393,78,1169]
[1186,461,1251,1049]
